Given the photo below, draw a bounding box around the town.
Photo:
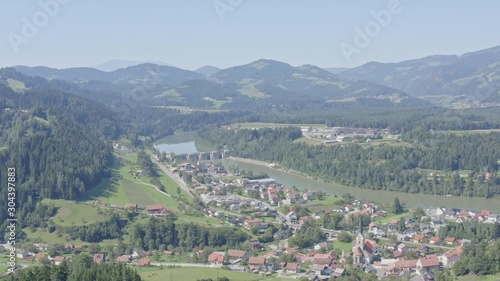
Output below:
[4,149,498,281]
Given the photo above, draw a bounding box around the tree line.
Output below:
[196,126,500,198]
[129,216,249,251]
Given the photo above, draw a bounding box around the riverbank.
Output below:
[222,157,500,212]
[226,156,323,181]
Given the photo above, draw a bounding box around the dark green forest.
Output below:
[129,216,249,251]
[453,240,500,276]
[196,126,500,198]
[0,84,117,239]
[438,222,500,242]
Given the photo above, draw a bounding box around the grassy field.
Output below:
[307,195,343,212]
[23,227,121,247]
[43,199,106,226]
[7,78,27,91]
[82,152,187,211]
[332,240,353,253]
[138,267,289,281]
[24,228,85,244]
[294,137,324,145]
[373,211,412,224]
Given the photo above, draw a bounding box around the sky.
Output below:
[1,0,500,70]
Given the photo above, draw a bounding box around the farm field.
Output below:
[82,153,188,211]
[42,199,106,227]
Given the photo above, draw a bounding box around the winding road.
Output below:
[151,155,195,199]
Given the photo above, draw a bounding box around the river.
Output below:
[155,136,500,212]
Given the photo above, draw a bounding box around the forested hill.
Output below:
[196,126,500,198]
[0,76,119,238]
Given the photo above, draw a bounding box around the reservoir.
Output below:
[154,133,198,154]
[155,136,500,212]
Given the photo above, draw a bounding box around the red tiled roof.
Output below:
[227,249,247,258]
[286,262,299,270]
[145,205,165,211]
[116,255,130,263]
[208,253,224,263]
[418,254,439,268]
[138,258,151,266]
[249,256,266,265]
[444,237,456,243]
[413,234,425,241]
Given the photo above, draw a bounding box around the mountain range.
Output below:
[338,45,500,106]
[10,45,500,109]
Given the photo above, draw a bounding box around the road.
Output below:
[151,155,195,199]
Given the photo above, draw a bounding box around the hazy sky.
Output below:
[1,0,499,70]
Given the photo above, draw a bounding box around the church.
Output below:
[352,218,380,266]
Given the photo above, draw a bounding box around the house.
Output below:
[313,252,336,266]
[249,256,267,271]
[93,253,105,265]
[53,256,66,266]
[387,259,418,274]
[404,228,418,237]
[286,212,298,224]
[132,249,147,259]
[429,237,440,245]
[299,216,314,225]
[284,262,301,273]
[35,253,48,262]
[442,246,462,266]
[137,258,151,267]
[208,252,225,265]
[444,237,456,245]
[116,255,131,263]
[416,245,431,255]
[34,243,51,251]
[332,267,346,278]
[384,242,398,251]
[145,205,166,214]
[413,234,425,243]
[416,254,440,274]
[244,219,261,230]
[16,250,31,259]
[249,241,262,250]
[309,264,330,276]
[227,249,248,263]
[397,243,409,253]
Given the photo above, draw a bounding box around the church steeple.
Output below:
[358,216,363,235]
